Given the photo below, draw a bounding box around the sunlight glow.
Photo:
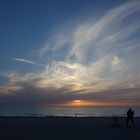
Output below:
[50,100,131,107]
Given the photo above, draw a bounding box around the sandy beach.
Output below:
[0,116,139,140]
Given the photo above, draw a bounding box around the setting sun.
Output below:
[71,100,83,106]
[51,100,105,107]
[50,100,131,107]
[63,100,102,106]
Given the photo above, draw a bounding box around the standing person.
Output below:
[126,108,135,126]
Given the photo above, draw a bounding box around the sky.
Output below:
[0,0,140,107]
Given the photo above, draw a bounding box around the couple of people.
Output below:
[113,108,135,127]
[127,108,135,126]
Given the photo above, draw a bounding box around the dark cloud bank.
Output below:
[0,85,140,107]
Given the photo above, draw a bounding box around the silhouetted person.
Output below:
[112,116,119,127]
[127,108,135,126]
[75,113,78,120]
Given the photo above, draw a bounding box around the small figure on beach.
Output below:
[127,108,135,126]
[75,113,78,120]
[111,116,119,127]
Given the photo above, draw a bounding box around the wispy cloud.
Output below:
[38,1,140,65]
[34,0,140,96]
[68,1,140,61]
[13,58,46,67]
[11,1,140,92]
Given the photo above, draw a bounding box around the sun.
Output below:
[73,100,81,103]
[50,99,130,107]
[71,100,83,106]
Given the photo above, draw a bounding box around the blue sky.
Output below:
[0,0,140,107]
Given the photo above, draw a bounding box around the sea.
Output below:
[0,106,140,117]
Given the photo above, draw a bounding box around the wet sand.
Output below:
[0,116,140,140]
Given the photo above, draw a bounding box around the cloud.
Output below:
[0,83,140,107]
[37,1,140,67]
[111,56,123,72]
[39,33,69,59]
[1,63,140,107]
[13,58,46,67]
[1,1,140,106]
[67,1,140,62]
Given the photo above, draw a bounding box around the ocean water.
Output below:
[0,106,140,117]
[0,107,140,117]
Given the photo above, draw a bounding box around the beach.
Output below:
[0,116,139,140]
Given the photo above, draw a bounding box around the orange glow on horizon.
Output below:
[49,100,130,107]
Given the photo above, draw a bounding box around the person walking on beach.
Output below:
[126,108,135,126]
